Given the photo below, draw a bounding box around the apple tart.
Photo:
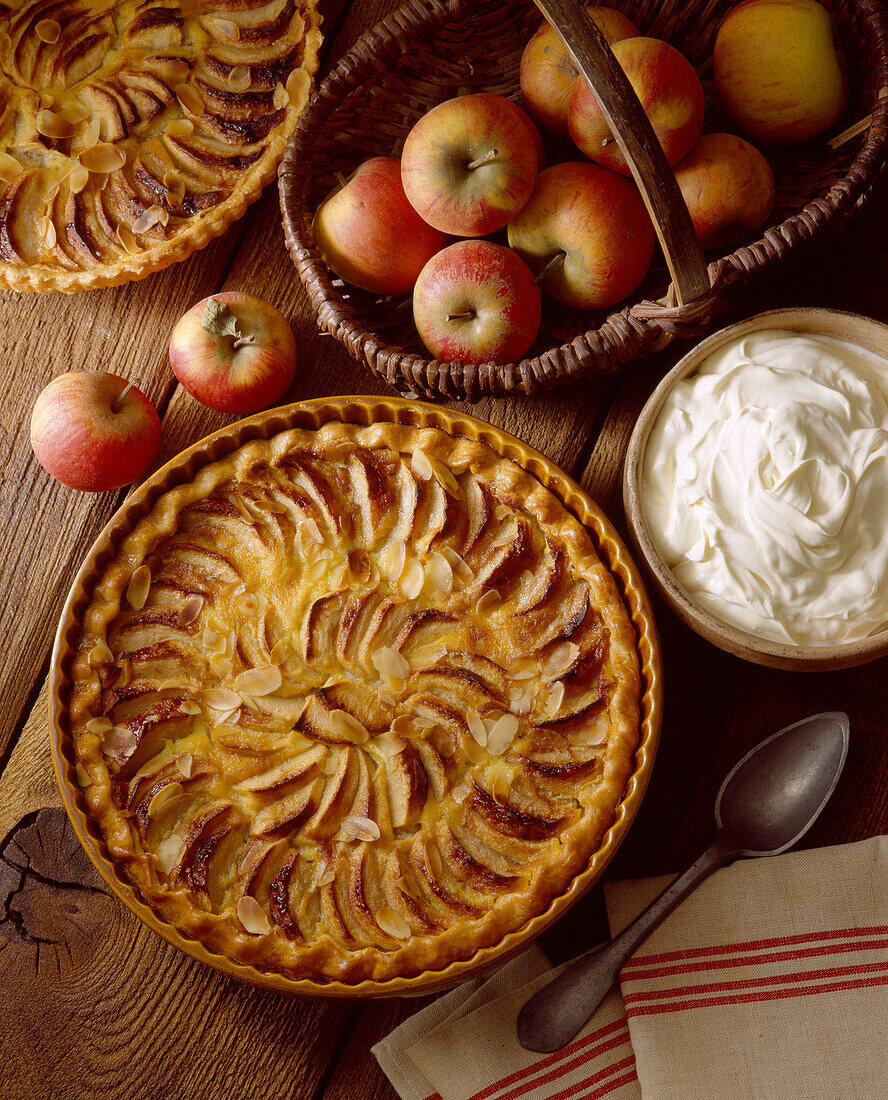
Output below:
[0,0,322,292]
[68,421,641,982]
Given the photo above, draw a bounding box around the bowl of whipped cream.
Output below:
[624,308,888,670]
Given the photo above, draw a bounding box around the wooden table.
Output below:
[2,2,887,1097]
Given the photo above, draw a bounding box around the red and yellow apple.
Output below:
[30,372,161,492]
[568,37,704,174]
[169,292,298,414]
[507,161,655,310]
[312,156,447,295]
[713,0,848,144]
[673,132,776,249]
[412,239,541,364]
[401,93,539,237]
[520,6,639,137]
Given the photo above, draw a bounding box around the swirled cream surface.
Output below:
[642,329,888,645]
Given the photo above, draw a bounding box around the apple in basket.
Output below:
[568,37,705,174]
[169,292,298,414]
[507,162,656,310]
[30,371,161,492]
[520,5,640,138]
[713,0,848,144]
[412,239,541,365]
[673,133,777,249]
[312,156,447,295]
[401,93,540,236]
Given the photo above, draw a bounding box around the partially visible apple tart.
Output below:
[0,0,321,292]
[69,421,640,983]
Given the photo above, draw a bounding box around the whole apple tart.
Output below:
[0,0,321,292]
[68,421,640,982]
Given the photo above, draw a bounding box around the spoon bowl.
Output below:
[716,712,849,856]
[517,711,850,1053]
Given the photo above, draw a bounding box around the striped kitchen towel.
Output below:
[374,836,887,1100]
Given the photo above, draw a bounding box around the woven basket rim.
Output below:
[279,0,888,400]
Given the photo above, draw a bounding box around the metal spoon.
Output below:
[517,711,850,1053]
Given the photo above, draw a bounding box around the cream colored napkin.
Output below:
[374,837,888,1100]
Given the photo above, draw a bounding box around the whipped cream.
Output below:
[642,329,888,645]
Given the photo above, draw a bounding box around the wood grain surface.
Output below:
[2,0,888,1097]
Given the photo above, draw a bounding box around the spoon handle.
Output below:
[517,835,736,1053]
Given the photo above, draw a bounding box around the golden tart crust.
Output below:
[69,422,641,983]
[0,0,321,292]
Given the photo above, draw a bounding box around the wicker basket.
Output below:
[279,0,888,401]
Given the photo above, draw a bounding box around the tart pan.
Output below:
[50,398,662,998]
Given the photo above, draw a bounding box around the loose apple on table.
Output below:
[169,292,298,414]
[520,5,639,138]
[30,372,161,492]
[412,240,541,365]
[400,92,540,236]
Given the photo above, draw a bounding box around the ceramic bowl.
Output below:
[51,397,662,998]
[624,308,888,672]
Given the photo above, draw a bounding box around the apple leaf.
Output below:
[202,297,242,340]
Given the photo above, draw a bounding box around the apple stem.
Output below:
[112,380,134,413]
[535,251,566,285]
[447,309,476,322]
[466,149,498,171]
[232,335,255,349]
[335,170,348,189]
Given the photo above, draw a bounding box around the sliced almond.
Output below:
[321,752,338,776]
[391,714,415,738]
[0,153,22,182]
[104,725,137,761]
[380,538,406,582]
[166,117,194,139]
[175,83,204,118]
[398,874,422,901]
[425,842,443,880]
[285,67,310,108]
[508,658,539,681]
[156,834,186,874]
[88,640,113,667]
[36,109,74,139]
[176,752,193,779]
[131,205,164,234]
[270,638,292,664]
[544,642,580,677]
[40,218,57,249]
[272,82,289,110]
[544,680,565,718]
[234,665,282,697]
[301,517,323,544]
[441,546,473,584]
[371,646,410,680]
[209,16,239,41]
[237,895,271,935]
[227,65,251,92]
[340,815,381,842]
[80,115,101,149]
[431,459,460,496]
[451,782,471,804]
[85,716,113,736]
[316,862,335,888]
[155,57,190,84]
[147,781,183,819]
[61,102,89,125]
[476,589,501,616]
[116,223,140,255]
[467,708,488,747]
[490,764,512,805]
[376,907,410,940]
[376,732,407,757]
[425,552,452,596]
[332,709,369,744]
[116,656,132,689]
[181,699,201,716]
[177,595,204,628]
[400,559,424,600]
[35,18,61,43]
[202,687,242,712]
[69,163,90,193]
[126,565,151,609]
[80,142,127,174]
[75,762,92,788]
[486,713,520,756]
[490,517,519,549]
[411,448,433,481]
[408,642,447,671]
[509,686,533,715]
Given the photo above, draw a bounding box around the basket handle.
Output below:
[532,0,710,307]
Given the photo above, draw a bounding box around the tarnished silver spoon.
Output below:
[517,711,850,1053]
